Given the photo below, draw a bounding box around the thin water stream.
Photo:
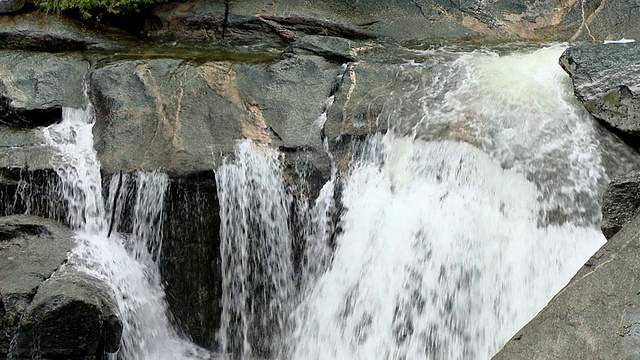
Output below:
[43,106,212,360]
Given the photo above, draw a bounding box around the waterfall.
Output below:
[216,141,295,357]
[216,45,640,359]
[43,106,210,360]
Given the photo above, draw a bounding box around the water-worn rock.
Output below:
[0,215,121,359]
[0,215,73,355]
[0,51,89,128]
[601,171,640,239]
[16,268,122,358]
[147,0,640,46]
[492,213,640,360]
[0,0,25,14]
[560,43,640,142]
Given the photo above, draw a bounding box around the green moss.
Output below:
[603,90,622,107]
[34,0,167,17]
[584,100,599,113]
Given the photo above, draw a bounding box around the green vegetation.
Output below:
[34,0,167,17]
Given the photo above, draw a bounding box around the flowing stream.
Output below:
[216,45,640,359]
[43,106,211,360]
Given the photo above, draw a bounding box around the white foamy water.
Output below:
[287,136,604,360]
[216,45,640,360]
[43,106,211,360]
[285,46,625,360]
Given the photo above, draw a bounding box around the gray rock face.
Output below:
[90,58,244,176]
[601,171,640,239]
[560,43,640,139]
[0,215,121,359]
[0,51,89,128]
[90,54,336,177]
[147,0,640,46]
[492,213,640,360]
[0,0,25,14]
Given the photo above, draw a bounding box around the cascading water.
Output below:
[217,45,640,359]
[216,141,295,357]
[43,106,211,359]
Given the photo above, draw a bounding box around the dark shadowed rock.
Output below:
[0,12,130,51]
[16,268,122,358]
[560,43,640,143]
[601,171,640,239]
[492,213,640,360]
[0,215,122,358]
[162,172,221,347]
[0,215,74,356]
[0,0,25,14]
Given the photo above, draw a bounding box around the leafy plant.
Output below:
[34,0,168,17]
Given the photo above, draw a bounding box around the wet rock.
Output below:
[16,268,122,358]
[492,212,640,360]
[0,215,74,356]
[0,0,25,14]
[161,172,221,347]
[147,0,376,48]
[0,12,129,51]
[0,51,89,128]
[560,43,640,143]
[601,171,640,239]
[0,215,122,359]
[0,167,64,222]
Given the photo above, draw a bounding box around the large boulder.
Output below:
[601,171,640,239]
[147,0,640,46]
[0,215,121,359]
[0,215,73,355]
[90,59,246,176]
[492,213,640,360]
[89,53,337,177]
[560,43,640,143]
[16,268,122,358]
